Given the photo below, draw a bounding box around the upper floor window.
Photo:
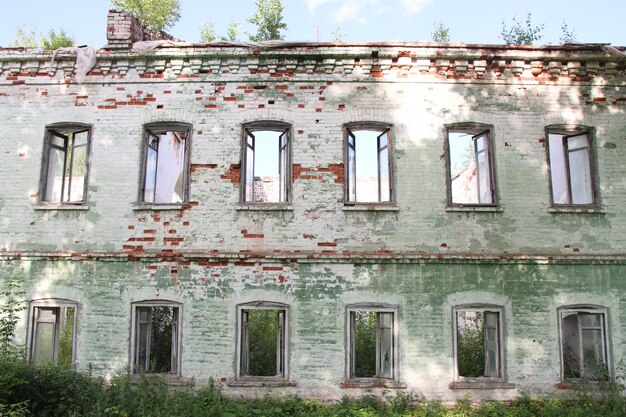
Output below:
[559,306,609,381]
[140,123,191,204]
[346,304,398,381]
[236,301,288,380]
[241,122,291,204]
[28,299,77,369]
[446,124,497,206]
[131,301,181,375]
[40,124,91,204]
[454,306,503,381]
[344,123,393,204]
[547,126,596,206]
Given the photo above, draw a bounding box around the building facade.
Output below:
[1,10,625,401]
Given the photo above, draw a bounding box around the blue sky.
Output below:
[1,0,624,47]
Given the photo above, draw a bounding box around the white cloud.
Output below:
[305,0,338,12]
[330,0,380,23]
[399,0,433,14]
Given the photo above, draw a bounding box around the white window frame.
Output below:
[452,305,504,382]
[558,306,610,381]
[27,299,78,367]
[240,122,292,204]
[130,301,182,375]
[39,123,92,205]
[345,304,399,381]
[235,301,289,380]
[344,122,394,205]
[139,122,192,205]
[445,123,498,207]
[546,125,597,206]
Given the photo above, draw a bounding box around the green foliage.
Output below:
[560,21,577,44]
[500,13,545,45]
[332,24,346,42]
[0,277,25,359]
[41,29,74,50]
[199,20,217,42]
[248,0,288,41]
[457,312,485,377]
[9,26,38,48]
[226,19,240,41]
[111,0,181,32]
[247,310,279,376]
[431,22,450,43]
[353,311,377,377]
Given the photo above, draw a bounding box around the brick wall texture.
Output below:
[0,28,625,401]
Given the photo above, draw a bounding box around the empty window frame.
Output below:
[237,302,288,379]
[28,300,77,369]
[547,127,596,205]
[454,307,503,379]
[241,123,291,204]
[40,124,92,204]
[344,124,393,204]
[131,302,181,374]
[347,305,398,380]
[446,124,497,205]
[140,123,191,204]
[560,307,609,380]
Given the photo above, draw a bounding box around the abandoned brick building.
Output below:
[1,10,625,401]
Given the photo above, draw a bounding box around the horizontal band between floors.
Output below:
[1,250,626,265]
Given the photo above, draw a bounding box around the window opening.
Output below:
[133,305,179,374]
[448,130,495,205]
[346,128,392,203]
[42,127,90,204]
[240,307,286,377]
[349,310,395,379]
[30,304,76,369]
[548,132,594,205]
[142,127,189,204]
[561,309,608,380]
[455,309,501,378]
[242,127,290,203]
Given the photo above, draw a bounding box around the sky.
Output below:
[0,0,624,48]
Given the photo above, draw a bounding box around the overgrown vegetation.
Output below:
[110,0,181,32]
[500,13,545,45]
[9,26,74,50]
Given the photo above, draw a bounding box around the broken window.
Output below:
[132,303,180,374]
[40,124,91,204]
[347,306,397,380]
[560,308,609,380]
[238,302,288,378]
[29,300,77,369]
[241,123,291,203]
[140,124,191,204]
[454,308,502,379]
[345,124,393,204]
[446,124,497,205]
[547,128,595,205]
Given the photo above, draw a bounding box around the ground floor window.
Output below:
[560,307,609,380]
[237,302,288,379]
[29,300,77,369]
[454,307,502,379]
[131,302,181,374]
[347,305,398,380]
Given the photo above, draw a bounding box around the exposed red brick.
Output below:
[221,164,240,183]
[318,241,337,247]
[263,266,283,271]
[303,234,315,239]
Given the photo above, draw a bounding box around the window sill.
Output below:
[342,205,399,212]
[34,204,90,211]
[226,378,295,387]
[133,204,185,211]
[449,381,515,390]
[340,379,406,389]
[548,206,604,214]
[446,205,502,213]
[236,204,293,211]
